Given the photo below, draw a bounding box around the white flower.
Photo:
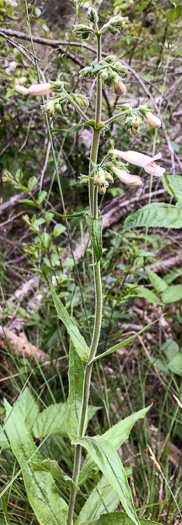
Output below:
[112,150,165,178]
[28,83,52,96]
[111,166,142,186]
[145,112,161,128]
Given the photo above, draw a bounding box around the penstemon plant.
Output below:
[4,4,181,525]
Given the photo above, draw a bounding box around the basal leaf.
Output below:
[66,342,84,442]
[162,284,182,304]
[49,283,89,361]
[76,476,119,525]
[12,387,39,432]
[167,354,182,376]
[86,214,102,262]
[145,268,168,295]
[4,398,68,525]
[89,511,162,525]
[33,402,68,438]
[124,203,182,230]
[76,436,140,525]
[90,319,159,363]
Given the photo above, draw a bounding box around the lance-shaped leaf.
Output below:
[66,342,84,442]
[49,283,89,361]
[79,406,150,486]
[162,173,182,201]
[76,436,140,525]
[31,459,78,490]
[50,210,86,219]
[4,398,68,525]
[90,319,159,363]
[88,511,162,525]
[76,476,119,525]
[124,203,182,230]
[86,214,103,262]
[162,284,182,304]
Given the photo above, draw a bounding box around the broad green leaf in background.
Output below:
[31,459,78,490]
[88,511,162,525]
[162,339,179,361]
[162,284,182,304]
[90,320,159,363]
[78,406,150,486]
[124,203,182,230]
[13,387,39,432]
[162,173,182,201]
[66,342,84,442]
[167,6,181,22]
[4,398,68,525]
[28,176,37,192]
[145,268,168,294]
[76,436,140,525]
[135,286,161,305]
[86,214,103,262]
[49,283,89,361]
[76,476,119,525]
[33,402,68,438]
[167,354,182,376]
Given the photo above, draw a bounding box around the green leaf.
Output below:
[168,6,181,22]
[145,268,168,294]
[66,342,84,442]
[20,199,39,207]
[4,398,68,525]
[49,283,89,361]
[162,339,179,361]
[53,121,95,133]
[162,284,182,304]
[162,173,182,201]
[124,203,182,230]
[76,477,119,525]
[135,286,161,305]
[14,388,39,431]
[49,210,86,219]
[90,319,159,363]
[88,511,162,525]
[168,354,182,376]
[41,232,51,249]
[76,436,140,525]
[53,223,66,237]
[28,176,37,192]
[38,190,47,204]
[33,402,68,438]
[86,214,102,262]
[31,459,78,490]
[79,406,151,486]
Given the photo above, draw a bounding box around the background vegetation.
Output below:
[0,0,182,523]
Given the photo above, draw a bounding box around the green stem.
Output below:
[104,109,129,126]
[67,32,103,525]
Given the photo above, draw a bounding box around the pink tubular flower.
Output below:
[145,112,161,128]
[28,83,52,96]
[111,166,142,186]
[112,150,165,178]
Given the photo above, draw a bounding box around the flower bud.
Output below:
[131,117,140,128]
[145,112,161,128]
[131,127,138,135]
[44,100,55,115]
[15,85,28,95]
[28,83,52,96]
[105,172,114,183]
[111,166,142,186]
[98,186,106,195]
[114,80,126,96]
[94,169,106,186]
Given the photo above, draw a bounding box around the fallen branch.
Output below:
[0,326,50,364]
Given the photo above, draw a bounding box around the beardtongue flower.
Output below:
[28,83,52,96]
[112,150,165,178]
[145,112,161,128]
[111,166,142,186]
